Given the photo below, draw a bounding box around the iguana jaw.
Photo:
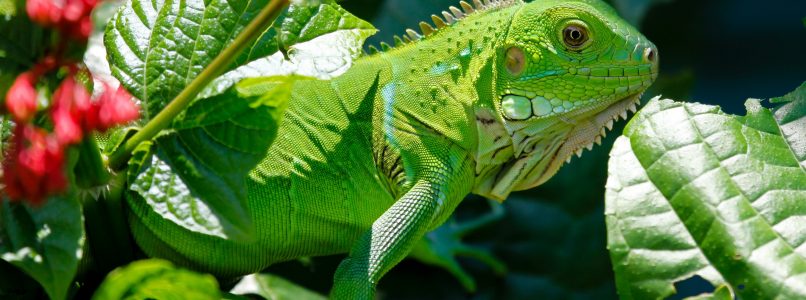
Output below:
[533,92,642,184]
[473,90,645,201]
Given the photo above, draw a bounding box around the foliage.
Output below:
[92,259,221,300]
[229,273,327,300]
[1,0,803,299]
[606,84,806,299]
[0,195,84,300]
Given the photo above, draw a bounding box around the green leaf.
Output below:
[770,82,806,169]
[0,196,85,300]
[104,0,274,119]
[229,273,327,300]
[200,0,375,98]
[92,259,220,300]
[105,0,374,118]
[606,93,806,299]
[127,76,295,240]
[0,0,17,17]
[0,0,49,100]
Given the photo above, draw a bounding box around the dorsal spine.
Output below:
[366,0,522,54]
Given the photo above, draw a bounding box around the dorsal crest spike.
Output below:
[431,15,447,28]
[449,6,464,18]
[393,35,404,46]
[459,1,474,14]
[367,45,379,54]
[405,29,421,40]
[419,21,436,35]
[365,0,523,54]
[442,11,456,24]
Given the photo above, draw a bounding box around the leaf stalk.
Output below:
[107,0,289,170]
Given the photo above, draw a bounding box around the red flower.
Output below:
[26,0,64,27]
[66,14,94,40]
[5,72,39,123]
[49,76,140,145]
[2,125,66,205]
[95,84,139,131]
[25,0,98,42]
[51,75,91,145]
[62,0,86,22]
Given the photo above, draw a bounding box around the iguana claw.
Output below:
[409,199,507,292]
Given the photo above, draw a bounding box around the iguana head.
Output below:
[479,0,658,199]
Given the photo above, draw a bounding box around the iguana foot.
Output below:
[410,199,507,292]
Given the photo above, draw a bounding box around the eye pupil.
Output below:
[563,25,588,48]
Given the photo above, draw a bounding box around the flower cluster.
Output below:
[2,0,140,204]
[26,0,97,41]
[3,62,139,204]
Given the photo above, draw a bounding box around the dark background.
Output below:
[265,0,806,299]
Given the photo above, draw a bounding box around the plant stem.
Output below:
[74,136,110,188]
[107,0,289,170]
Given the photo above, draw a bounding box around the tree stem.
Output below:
[108,0,289,170]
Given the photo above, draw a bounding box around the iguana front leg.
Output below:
[331,144,474,299]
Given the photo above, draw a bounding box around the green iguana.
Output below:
[126,0,658,298]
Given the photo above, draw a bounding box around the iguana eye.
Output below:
[505,46,525,76]
[562,24,589,49]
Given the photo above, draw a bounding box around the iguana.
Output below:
[125,0,658,298]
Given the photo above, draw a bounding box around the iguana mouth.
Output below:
[556,92,643,164]
[507,91,645,191]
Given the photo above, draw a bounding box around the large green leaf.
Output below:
[105,0,374,117]
[127,76,295,240]
[770,82,806,169]
[104,0,274,118]
[200,0,376,98]
[606,86,806,299]
[229,273,327,300]
[92,259,220,300]
[0,196,85,300]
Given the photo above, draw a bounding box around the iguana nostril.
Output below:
[643,47,656,63]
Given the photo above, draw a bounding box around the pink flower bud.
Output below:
[96,85,139,131]
[25,0,63,26]
[51,76,90,145]
[5,72,38,122]
[2,124,66,205]
[52,109,83,145]
[62,0,86,22]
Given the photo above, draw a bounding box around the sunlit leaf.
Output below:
[606,89,806,299]
[200,1,375,98]
[230,273,327,300]
[92,259,220,300]
[0,196,85,300]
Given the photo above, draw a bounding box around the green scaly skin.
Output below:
[126,0,658,298]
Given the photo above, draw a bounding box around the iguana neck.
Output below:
[365,4,520,107]
[347,4,523,196]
